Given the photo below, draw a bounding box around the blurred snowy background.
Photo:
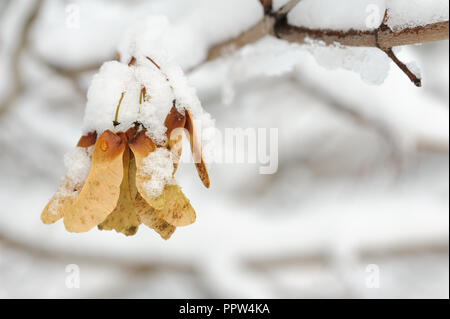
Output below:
[0,0,448,298]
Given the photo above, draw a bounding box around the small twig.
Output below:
[146,56,161,70]
[259,0,272,14]
[374,12,422,87]
[128,56,136,66]
[204,0,302,64]
[139,87,148,104]
[113,92,125,126]
[384,48,421,87]
[274,0,301,18]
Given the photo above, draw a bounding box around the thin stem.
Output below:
[259,0,272,14]
[128,57,136,66]
[113,92,125,126]
[146,56,161,70]
[139,87,148,104]
[384,48,422,87]
[275,0,301,18]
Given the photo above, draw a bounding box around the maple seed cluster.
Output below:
[41,56,210,239]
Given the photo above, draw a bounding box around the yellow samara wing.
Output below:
[41,132,97,225]
[128,130,165,210]
[98,143,140,236]
[135,193,176,240]
[158,184,196,227]
[41,181,77,224]
[63,130,126,233]
[164,104,186,173]
[184,109,210,188]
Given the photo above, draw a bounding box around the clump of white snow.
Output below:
[117,16,173,68]
[82,61,140,134]
[139,148,175,198]
[48,146,93,215]
[288,0,387,31]
[134,64,174,146]
[285,0,448,32]
[386,0,449,31]
[82,15,215,151]
[63,146,93,187]
[306,40,391,85]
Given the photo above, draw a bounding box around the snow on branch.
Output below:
[205,0,300,61]
[204,0,449,86]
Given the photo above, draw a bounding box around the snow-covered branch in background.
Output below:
[205,0,449,86]
[0,0,42,117]
[18,0,449,90]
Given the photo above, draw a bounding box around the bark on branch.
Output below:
[206,19,449,63]
[275,21,449,49]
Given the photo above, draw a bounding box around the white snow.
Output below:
[117,0,263,70]
[134,63,175,146]
[82,61,139,134]
[386,0,449,31]
[63,146,92,187]
[272,0,290,11]
[139,148,175,198]
[83,19,215,148]
[306,40,391,85]
[288,0,387,31]
[207,36,392,87]
[286,0,448,31]
[172,0,263,67]
[48,146,92,215]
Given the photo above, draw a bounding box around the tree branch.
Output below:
[259,0,272,15]
[202,1,449,87]
[206,0,302,62]
[274,0,301,18]
[275,21,449,49]
[206,16,276,61]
